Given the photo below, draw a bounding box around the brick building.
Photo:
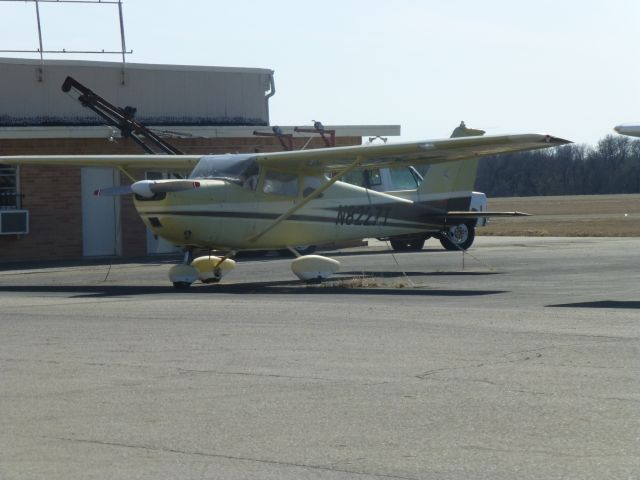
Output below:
[0,58,399,263]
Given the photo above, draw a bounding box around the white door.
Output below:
[81,167,120,256]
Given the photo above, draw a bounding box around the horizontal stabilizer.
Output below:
[445,211,531,217]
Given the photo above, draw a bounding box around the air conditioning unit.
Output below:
[0,210,29,235]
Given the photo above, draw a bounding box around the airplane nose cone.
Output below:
[131,180,155,198]
[614,124,640,137]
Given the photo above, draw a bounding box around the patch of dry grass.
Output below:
[480,194,640,237]
[316,276,412,289]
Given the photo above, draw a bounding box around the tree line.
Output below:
[475,135,640,197]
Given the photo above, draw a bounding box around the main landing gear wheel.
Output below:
[439,223,475,251]
[291,255,340,282]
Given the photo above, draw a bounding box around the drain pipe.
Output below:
[265,71,276,124]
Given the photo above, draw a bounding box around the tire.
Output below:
[172,281,192,289]
[439,223,475,251]
[390,238,426,251]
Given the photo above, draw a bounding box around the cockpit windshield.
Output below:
[188,154,259,183]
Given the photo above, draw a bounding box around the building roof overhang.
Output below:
[0,124,401,140]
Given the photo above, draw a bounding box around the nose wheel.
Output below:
[169,249,199,288]
[170,249,237,288]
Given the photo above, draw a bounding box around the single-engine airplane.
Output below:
[1,132,570,287]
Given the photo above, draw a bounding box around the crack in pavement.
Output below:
[416,338,629,380]
[175,368,334,382]
[45,436,421,480]
[460,444,629,459]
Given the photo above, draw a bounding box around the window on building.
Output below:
[0,165,19,210]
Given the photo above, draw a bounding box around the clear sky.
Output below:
[1,0,639,146]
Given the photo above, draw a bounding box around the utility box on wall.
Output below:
[0,210,29,235]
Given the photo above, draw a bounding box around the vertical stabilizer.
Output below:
[417,159,480,196]
[450,121,485,138]
[417,122,485,209]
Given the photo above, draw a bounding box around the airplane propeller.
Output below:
[94,179,200,198]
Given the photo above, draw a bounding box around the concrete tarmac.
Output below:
[0,237,638,479]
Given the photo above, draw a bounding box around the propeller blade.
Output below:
[94,185,133,196]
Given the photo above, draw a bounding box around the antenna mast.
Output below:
[0,0,132,83]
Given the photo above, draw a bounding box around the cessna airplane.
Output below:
[1,132,570,287]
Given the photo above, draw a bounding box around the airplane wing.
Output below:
[0,134,569,174]
[0,154,202,170]
[254,133,571,174]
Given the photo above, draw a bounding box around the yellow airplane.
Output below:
[1,132,570,287]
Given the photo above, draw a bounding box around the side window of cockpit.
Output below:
[302,176,324,198]
[262,171,299,197]
[364,169,382,188]
[388,167,420,190]
[242,163,260,191]
[341,169,382,189]
[342,170,365,187]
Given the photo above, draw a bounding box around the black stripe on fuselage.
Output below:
[142,209,439,229]
[140,196,472,229]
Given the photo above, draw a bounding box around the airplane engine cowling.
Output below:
[191,256,236,283]
[291,255,340,282]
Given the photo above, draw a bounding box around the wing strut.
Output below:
[117,165,136,182]
[248,155,365,243]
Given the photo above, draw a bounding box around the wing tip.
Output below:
[543,134,572,145]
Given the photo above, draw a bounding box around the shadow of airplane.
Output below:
[337,271,501,278]
[323,248,452,258]
[548,300,640,309]
[0,278,508,299]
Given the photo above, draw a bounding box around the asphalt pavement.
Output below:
[0,237,638,479]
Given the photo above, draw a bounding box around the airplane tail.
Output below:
[417,122,485,210]
[449,121,485,138]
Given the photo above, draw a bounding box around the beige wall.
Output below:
[0,58,272,127]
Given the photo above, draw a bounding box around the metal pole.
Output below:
[34,0,44,81]
[118,0,127,84]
